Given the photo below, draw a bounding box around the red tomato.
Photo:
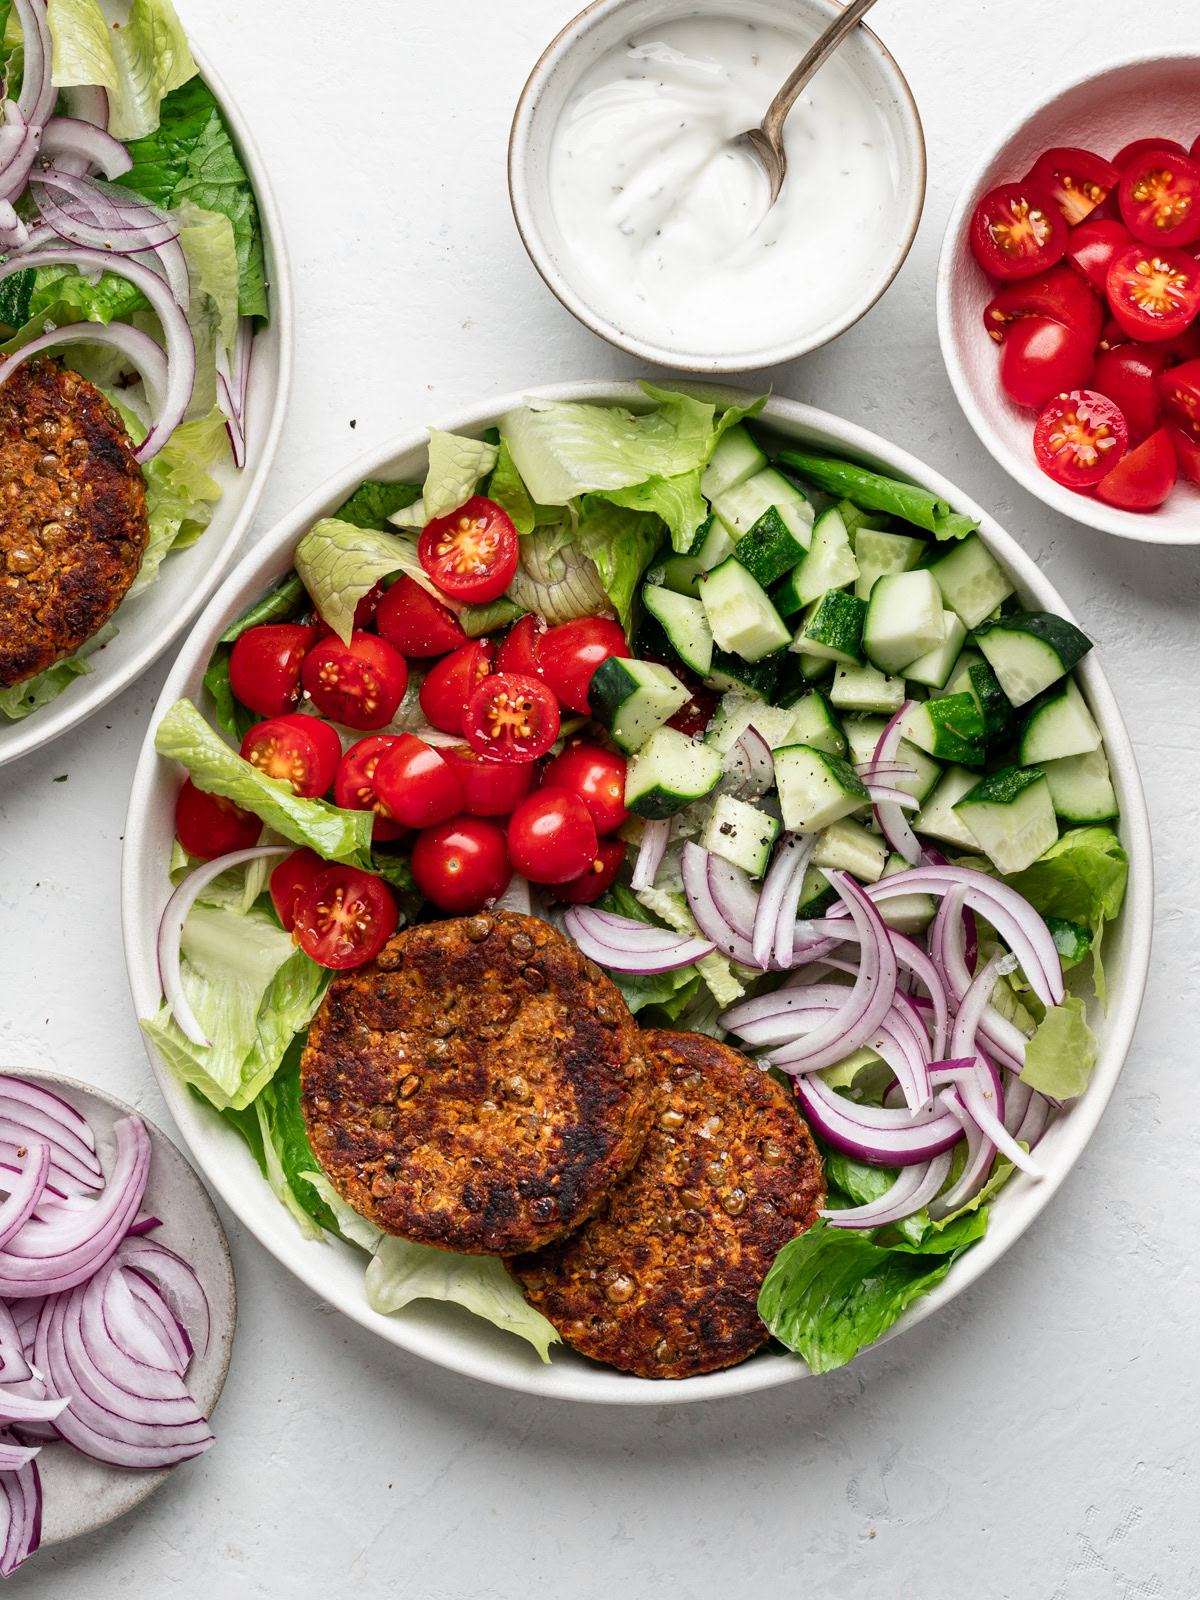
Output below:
[418,639,495,735]
[240,714,343,798]
[1091,342,1169,437]
[334,735,406,841]
[1114,137,1188,169]
[1192,135,1200,165]
[411,815,511,914]
[496,613,546,677]
[1033,390,1129,489]
[542,742,629,834]
[983,264,1103,349]
[507,788,598,885]
[538,617,630,713]
[999,316,1094,409]
[314,583,384,639]
[1065,218,1134,294]
[269,848,325,931]
[969,180,1068,280]
[301,631,408,730]
[418,496,519,604]
[1157,358,1200,441]
[1162,321,1200,363]
[554,840,628,905]
[668,689,718,738]
[1119,149,1200,246]
[174,779,261,859]
[376,575,467,657]
[1094,428,1178,510]
[372,734,464,828]
[1106,242,1200,340]
[228,624,316,718]
[292,866,398,970]
[463,672,561,762]
[441,745,535,816]
[1098,316,1130,352]
[1029,146,1120,227]
[1167,422,1200,482]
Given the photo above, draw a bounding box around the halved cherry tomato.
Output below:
[463,672,560,762]
[1098,316,1129,352]
[1106,242,1200,340]
[1114,137,1188,169]
[418,496,519,605]
[441,745,535,816]
[1033,390,1129,488]
[1095,428,1178,509]
[999,317,1094,409]
[1029,147,1120,227]
[507,788,598,885]
[228,624,316,718]
[240,714,343,798]
[496,613,546,677]
[314,583,384,639]
[372,734,464,828]
[1091,342,1169,437]
[555,840,628,905]
[1065,218,1134,294]
[375,575,467,658]
[983,264,1103,349]
[293,866,398,970]
[969,180,1068,280]
[334,735,405,841]
[1167,422,1200,483]
[542,741,629,835]
[301,631,408,730]
[418,639,495,735]
[538,617,630,713]
[269,848,325,931]
[174,778,261,859]
[668,688,718,738]
[1157,358,1200,441]
[1120,149,1200,246]
[411,814,511,914]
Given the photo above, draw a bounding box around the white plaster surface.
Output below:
[0,1,1196,1593]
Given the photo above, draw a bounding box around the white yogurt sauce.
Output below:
[547,16,901,359]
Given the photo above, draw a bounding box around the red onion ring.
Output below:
[0,1145,50,1251]
[563,906,715,972]
[35,119,133,181]
[681,843,757,965]
[793,1072,963,1166]
[753,832,809,971]
[871,703,924,866]
[931,889,1029,1069]
[630,818,671,892]
[822,1151,953,1229]
[0,1457,40,1578]
[115,1238,211,1359]
[12,0,54,130]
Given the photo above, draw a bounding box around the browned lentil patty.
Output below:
[301,911,654,1256]
[508,1030,825,1380]
[0,357,148,689]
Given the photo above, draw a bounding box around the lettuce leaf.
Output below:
[389,430,498,528]
[1020,994,1098,1100]
[295,518,429,645]
[776,450,979,542]
[333,479,422,531]
[0,623,116,720]
[487,437,559,535]
[176,200,240,354]
[507,522,613,627]
[47,0,198,141]
[1004,826,1128,930]
[575,499,663,634]
[128,407,227,598]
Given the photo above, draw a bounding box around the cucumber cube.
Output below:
[925,533,1015,629]
[705,696,798,755]
[953,765,1058,875]
[914,765,983,850]
[829,662,906,715]
[712,467,813,546]
[796,863,838,918]
[1018,677,1101,766]
[863,570,945,675]
[588,657,690,753]
[902,693,986,766]
[701,424,767,501]
[905,609,968,689]
[792,589,867,666]
[702,795,781,878]
[734,505,810,588]
[946,649,1014,744]
[784,691,846,757]
[854,528,927,599]
[695,519,736,572]
[774,745,869,832]
[624,726,723,819]
[973,611,1093,708]
[781,506,858,611]
[641,585,713,677]
[812,816,887,883]
[1041,746,1118,824]
[700,557,792,663]
[705,649,782,700]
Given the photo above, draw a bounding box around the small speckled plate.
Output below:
[1,1067,236,1547]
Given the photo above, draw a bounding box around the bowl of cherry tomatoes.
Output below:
[937,51,1200,543]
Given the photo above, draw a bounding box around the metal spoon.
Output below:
[742,0,883,206]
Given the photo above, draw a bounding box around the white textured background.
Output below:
[2,1,1196,1594]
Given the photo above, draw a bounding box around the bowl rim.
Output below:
[507,0,927,374]
[936,48,1200,545]
[0,33,295,768]
[121,379,1153,1407]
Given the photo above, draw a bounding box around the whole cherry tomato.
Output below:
[376,576,467,658]
[507,788,598,885]
[372,734,464,828]
[1092,342,1169,437]
[441,745,536,816]
[554,840,628,905]
[228,623,316,718]
[539,617,630,713]
[542,742,629,834]
[175,779,261,859]
[411,815,511,914]
[999,316,1094,410]
[334,735,406,841]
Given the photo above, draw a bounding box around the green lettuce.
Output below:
[1004,826,1127,930]
[177,200,240,354]
[295,518,428,644]
[0,623,116,721]
[389,430,498,528]
[1020,994,1098,1100]
[487,437,560,535]
[48,0,197,142]
[576,499,663,635]
[333,479,423,531]
[507,522,612,626]
[776,450,979,542]
[127,406,227,598]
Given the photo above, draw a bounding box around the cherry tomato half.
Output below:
[969,179,1068,280]
[1167,422,1200,483]
[376,575,467,658]
[228,623,316,719]
[240,714,343,798]
[542,742,629,835]
[1114,137,1188,169]
[269,848,325,931]
[507,788,598,885]
[174,779,261,859]
[640,654,718,738]
[418,639,495,735]
[1157,357,1200,442]
[1030,146,1120,227]
[441,745,535,816]
[496,613,546,677]
[314,583,384,638]
[999,316,1094,410]
[554,840,628,905]
[539,617,630,714]
[301,631,408,730]
[983,264,1103,349]
[1065,218,1134,294]
[1095,427,1178,510]
[1120,149,1200,246]
[372,734,464,828]
[1091,341,1169,437]
[293,866,398,970]
[411,815,511,914]
[1107,242,1200,342]
[463,672,560,762]
[1033,390,1129,489]
[418,496,519,605]
[334,735,406,841]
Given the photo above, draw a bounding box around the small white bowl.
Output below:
[509,0,926,373]
[937,52,1200,545]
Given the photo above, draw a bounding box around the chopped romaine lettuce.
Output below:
[487,438,561,535]
[507,522,613,626]
[594,885,701,1016]
[776,450,979,542]
[333,480,422,531]
[47,0,197,141]
[389,430,498,528]
[295,518,428,645]
[127,406,228,598]
[176,200,240,354]
[633,884,745,1008]
[1004,826,1127,931]
[1020,994,1098,1100]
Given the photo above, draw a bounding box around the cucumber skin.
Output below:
[955,764,1046,808]
[913,693,987,766]
[801,590,867,661]
[628,783,701,821]
[705,649,781,700]
[974,610,1093,673]
[586,655,640,728]
[968,658,1014,745]
[735,507,809,588]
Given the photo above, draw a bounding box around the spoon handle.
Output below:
[759,0,882,148]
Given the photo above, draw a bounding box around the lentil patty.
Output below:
[0,357,148,689]
[509,1030,825,1380]
[301,911,654,1256]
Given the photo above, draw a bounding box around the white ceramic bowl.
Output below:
[508,0,925,373]
[937,53,1200,544]
[122,382,1152,1406]
[0,38,293,768]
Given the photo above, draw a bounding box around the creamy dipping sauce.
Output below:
[547,16,901,360]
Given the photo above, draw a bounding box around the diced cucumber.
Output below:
[843,717,943,804]
[798,652,835,682]
[705,649,781,700]
[699,558,792,662]
[953,765,1057,875]
[705,695,798,755]
[877,851,937,934]
[1046,916,1093,966]
[701,424,767,501]
[695,518,736,572]
[812,817,887,882]
[796,863,838,918]
[784,691,846,757]
[641,585,713,677]
[734,505,811,588]
[830,662,906,715]
[1041,746,1118,824]
[1018,677,1101,766]
[902,693,986,766]
[624,726,722,818]
[774,745,869,832]
[905,609,968,689]
[778,507,858,614]
[915,764,983,850]
[973,611,1093,708]
[946,648,1013,745]
[646,554,704,599]
[588,657,690,753]
[925,533,1015,629]
[853,528,927,599]
[863,570,945,675]
[712,467,814,547]
[702,795,781,878]
[792,590,867,666]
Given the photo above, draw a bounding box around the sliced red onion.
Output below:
[0,1386,68,1425]
[0,1078,98,1161]
[932,889,1029,1069]
[681,843,757,965]
[0,196,28,249]
[1015,1091,1051,1150]
[926,1088,995,1220]
[793,1073,963,1166]
[0,1301,31,1386]
[119,1268,192,1375]
[215,316,254,467]
[704,849,762,949]
[0,1439,39,1472]
[563,906,714,972]
[36,119,133,180]
[773,832,816,968]
[0,1144,50,1250]
[866,783,920,810]
[931,1061,1041,1177]
[61,85,111,131]
[31,170,178,249]
[855,759,919,782]
[0,1457,40,1578]
[734,727,774,798]
[115,1238,211,1359]
[823,1151,953,1229]
[951,949,1008,1062]
[753,832,809,971]
[871,704,923,866]
[0,118,41,207]
[13,0,54,130]
[133,235,192,313]
[630,818,671,892]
